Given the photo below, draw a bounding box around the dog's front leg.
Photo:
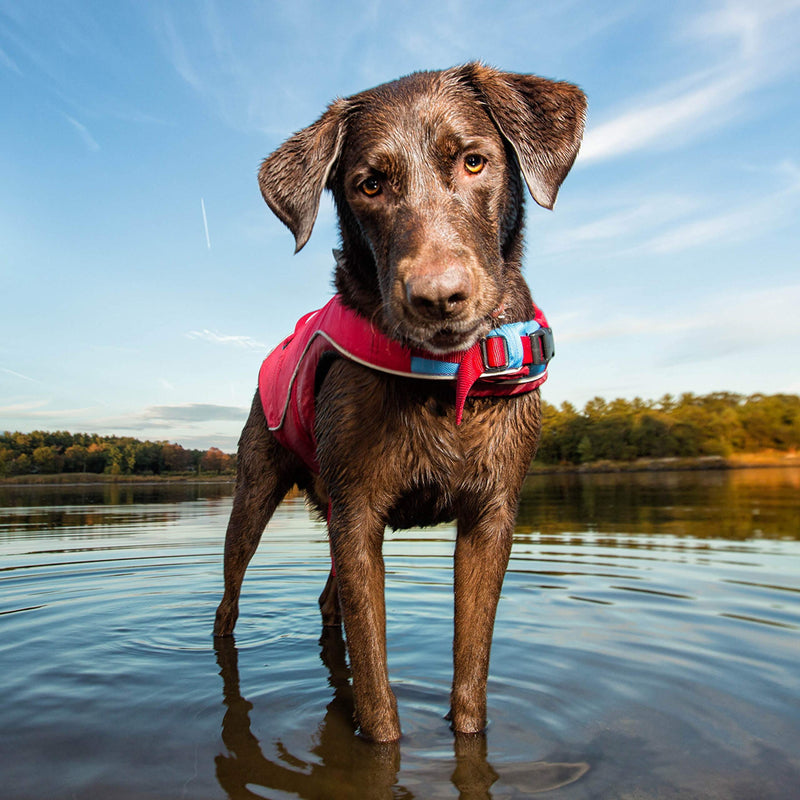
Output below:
[214,395,297,637]
[450,507,515,734]
[328,503,401,742]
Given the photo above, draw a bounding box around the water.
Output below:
[0,470,798,799]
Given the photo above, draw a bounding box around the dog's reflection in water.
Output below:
[214,634,589,799]
[215,631,404,799]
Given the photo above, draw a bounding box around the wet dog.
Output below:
[214,63,585,742]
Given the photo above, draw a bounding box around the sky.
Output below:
[1,0,799,451]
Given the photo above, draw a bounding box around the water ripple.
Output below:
[1,473,799,799]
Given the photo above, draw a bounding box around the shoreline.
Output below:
[1,453,798,486]
[527,452,800,475]
[0,473,236,488]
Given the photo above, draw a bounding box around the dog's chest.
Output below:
[315,362,542,517]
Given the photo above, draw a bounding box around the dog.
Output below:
[214,63,586,743]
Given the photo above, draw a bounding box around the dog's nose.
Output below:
[405,265,472,319]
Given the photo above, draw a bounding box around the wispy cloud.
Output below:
[546,158,800,258]
[1,366,42,383]
[639,203,771,255]
[635,165,800,255]
[170,433,240,451]
[0,403,101,422]
[0,401,246,434]
[0,399,49,415]
[187,329,267,350]
[580,72,747,163]
[559,282,800,365]
[141,403,247,423]
[64,113,100,151]
[1,6,170,136]
[579,1,800,164]
[556,194,702,250]
[153,4,294,135]
[657,282,800,366]
[157,9,203,93]
[0,44,22,74]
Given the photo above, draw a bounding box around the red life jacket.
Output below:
[259,294,553,473]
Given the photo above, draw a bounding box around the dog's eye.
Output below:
[464,154,486,174]
[360,177,382,196]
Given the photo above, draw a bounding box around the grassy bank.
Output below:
[3,453,798,485]
[528,451,800,475]
[0,472,235,487]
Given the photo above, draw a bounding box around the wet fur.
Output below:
[214,63,585,742]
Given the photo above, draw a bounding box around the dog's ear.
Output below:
[258,99,348,252]
[459,63,586,209]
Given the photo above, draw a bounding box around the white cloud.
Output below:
[686,0,800,58]
[636,169,800,255]
[141,403,247,423]
[543,279,800,404]
[579,0,800,164]
[639,204,767,255]
[557,311,695,346]
[0,403,103,422]
[555,194,702,250]
[0,400,246,448]
[559,282,800,360]
[545,158,800,258]
[0,399,49,415]
[579,72,748,163]
[187,329,267,350]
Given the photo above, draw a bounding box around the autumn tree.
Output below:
[200,447,232,474]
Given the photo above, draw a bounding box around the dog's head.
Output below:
[258,63,585,352]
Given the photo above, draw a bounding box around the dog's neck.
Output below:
[332,241,384,322]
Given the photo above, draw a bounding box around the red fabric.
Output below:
[453,346,486,425]
[484,336,507,368]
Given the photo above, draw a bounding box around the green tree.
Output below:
[0,445,14,477]
[32,445,62,474]
[64,445,89,472]
[577,435,594,463]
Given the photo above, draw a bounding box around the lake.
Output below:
[1,469,798,799]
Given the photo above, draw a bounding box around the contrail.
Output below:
[201,197,211,250]
[1,366,41,383]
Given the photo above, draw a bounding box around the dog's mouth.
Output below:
[404,317,490,354]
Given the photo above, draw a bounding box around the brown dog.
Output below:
[214,63,585,742]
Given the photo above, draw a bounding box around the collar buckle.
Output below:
[529,327,555,366]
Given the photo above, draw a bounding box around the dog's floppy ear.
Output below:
[258,99,348,252]
[460,63,586,210]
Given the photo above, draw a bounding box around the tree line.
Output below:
[2,392,798,476]
[536,392,800,464]
[0,431,236,478]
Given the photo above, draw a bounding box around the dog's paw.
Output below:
[213,605,237,637]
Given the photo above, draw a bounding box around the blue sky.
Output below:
[1,0,799,451]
